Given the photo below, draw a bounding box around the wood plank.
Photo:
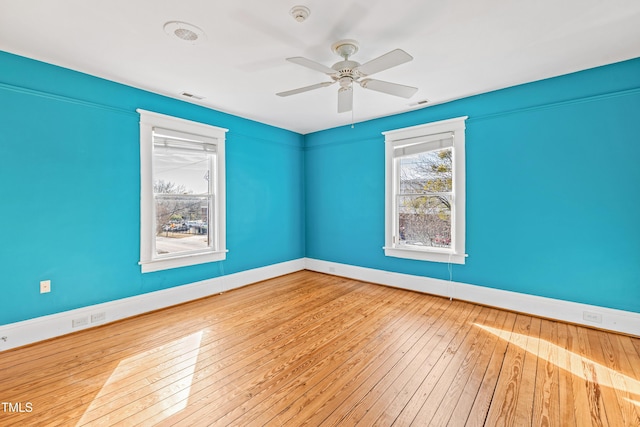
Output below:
[531,319,561,427]
[390,303,485,426]
[631,337,640,361]
[556,322,579,427]
[260,290,431,426]
[297,295,455,426]
[512,315,542,425]
[439,308,508,427]
[284,294,449,426]
[589,329,640,426]
[483,314,533,426]
[409,306,496,426]
[607,334,640,425]
[563,323,600,427]
[325,296,459,426]
[463,311,518,427]
[367,301,479,427]
[426,305,505,426]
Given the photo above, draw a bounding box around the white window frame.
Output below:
[138,109,228,273]
[383,116,468,264]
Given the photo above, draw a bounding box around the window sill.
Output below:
[140,250,228,273]
[383,246,466,264]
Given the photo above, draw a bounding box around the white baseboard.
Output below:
[0,259,305,352]
[2,257,637,352]
[304,258,640,337]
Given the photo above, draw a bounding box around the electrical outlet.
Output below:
[91,312,106,323]
[72,317,89,328]
[40,280,51,293]
[583,311,603,323]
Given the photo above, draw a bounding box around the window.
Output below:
[138,109,227,273]
[383,116,468,264]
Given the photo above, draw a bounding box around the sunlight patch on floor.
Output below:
[77,331,203,425]
[475,324,640,398]
[626,398,640,408]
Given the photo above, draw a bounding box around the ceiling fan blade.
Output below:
[286,57,337,75]
[355,49,413,76]
[337,87,353,113]
[359,79,418,99]
[276,81,334,97]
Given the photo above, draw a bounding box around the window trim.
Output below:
[383,116,468,264]
[137,109,228,273]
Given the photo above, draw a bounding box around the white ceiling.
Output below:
[1,0,639,134]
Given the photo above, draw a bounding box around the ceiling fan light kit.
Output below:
[277,39,418,113]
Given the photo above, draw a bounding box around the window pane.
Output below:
[155,195,211,255]
[153,148,213,195]
[397,194,451,248]
[399,148,452,194]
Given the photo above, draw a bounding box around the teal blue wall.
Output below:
[0,52,305,324]
[305,57,640,313]
[2,50,639,325]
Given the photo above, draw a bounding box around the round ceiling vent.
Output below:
[163,21,206,44]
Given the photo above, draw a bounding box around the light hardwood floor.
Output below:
[1,271,639,426]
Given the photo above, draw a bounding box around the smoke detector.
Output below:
[163,21,206,44]
[290,6,310,22]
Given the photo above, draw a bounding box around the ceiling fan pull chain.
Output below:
[351,106,355,129]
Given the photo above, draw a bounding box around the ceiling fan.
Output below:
[276,39,418,113]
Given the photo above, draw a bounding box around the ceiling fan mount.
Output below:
[331,39,359,59]
[277,39,418,114]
